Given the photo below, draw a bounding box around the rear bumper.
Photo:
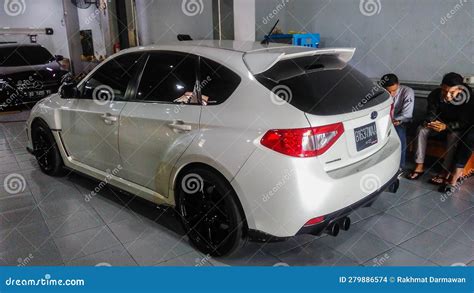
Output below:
[295,173,399,236]
[248,174,399,242]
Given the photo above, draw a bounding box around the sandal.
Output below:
[432,176,463,186]
[430,175,447,185]
[439,184,459,194]
[407,171,424,180]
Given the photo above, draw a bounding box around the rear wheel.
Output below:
[177,167,246,257]
[31,121,65,176]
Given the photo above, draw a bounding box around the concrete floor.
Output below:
[0,114,473,267]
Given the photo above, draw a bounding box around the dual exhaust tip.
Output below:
[326,217,351,237]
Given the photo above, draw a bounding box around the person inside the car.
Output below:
[174,91,209,105]
[408,72,473,183]
[381,73,414,172]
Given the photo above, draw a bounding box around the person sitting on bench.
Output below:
[441,127,474,193]
[381,73,415,171]
[408,72,473,182]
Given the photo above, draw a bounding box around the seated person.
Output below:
[381,73,415,171]
[408,72,473,182]
[174,91,209,105]
[441,127,474,193]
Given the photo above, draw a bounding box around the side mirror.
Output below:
[60,82,78,99]
[54,55,64,62]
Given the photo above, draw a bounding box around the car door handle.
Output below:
[101,113,118,125]
[168,120,192,132]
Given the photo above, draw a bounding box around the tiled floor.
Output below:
[0,117,473,267]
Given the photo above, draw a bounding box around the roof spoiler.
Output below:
[243,48,356,75]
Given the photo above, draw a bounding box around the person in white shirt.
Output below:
[381,74,415,171]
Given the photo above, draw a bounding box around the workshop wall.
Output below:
[135,0,214,45]
[256,0,473,83]
[0,0,70,58]
[77,5,107,59]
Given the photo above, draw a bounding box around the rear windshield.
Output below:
[0,46,53,67]
[255,55,390,115]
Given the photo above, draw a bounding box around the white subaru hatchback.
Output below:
[26,41,401,256]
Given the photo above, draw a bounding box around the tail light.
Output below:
[261,122,344,157]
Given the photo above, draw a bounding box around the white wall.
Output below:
[234,0,255,41]
[255,0,289,41]
[0,0,70,58]
[255,0,474,83]
[135,0,214,45]
[77,6,107,58]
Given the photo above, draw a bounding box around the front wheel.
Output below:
[31,121,65,177]
[177,168,246,257]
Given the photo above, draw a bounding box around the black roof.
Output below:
[0,43,42,49]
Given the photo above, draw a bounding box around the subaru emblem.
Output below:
[371,111,378,120]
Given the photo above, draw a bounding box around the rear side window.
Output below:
[0,46,53,67]
[82,52,144,101]
[199,57,241,105]
[255,55,390,115]
[136,52,197,103]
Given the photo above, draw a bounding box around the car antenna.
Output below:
[261,19,280,45]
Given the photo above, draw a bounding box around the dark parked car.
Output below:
[0,44,68,110]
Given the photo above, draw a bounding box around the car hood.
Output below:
[0,62,64,75]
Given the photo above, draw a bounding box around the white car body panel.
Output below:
[60,99,125,172]
[119,102,201,197]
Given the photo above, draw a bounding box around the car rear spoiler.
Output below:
[243,48,356,75]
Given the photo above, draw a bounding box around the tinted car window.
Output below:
[82,53,144,101]
[0,46,53,67]
[136,52,197,103]
[255,55,390,115]
[199,57,241,105]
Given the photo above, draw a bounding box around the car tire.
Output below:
[31,120,66,177]
[177,167,246,257]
